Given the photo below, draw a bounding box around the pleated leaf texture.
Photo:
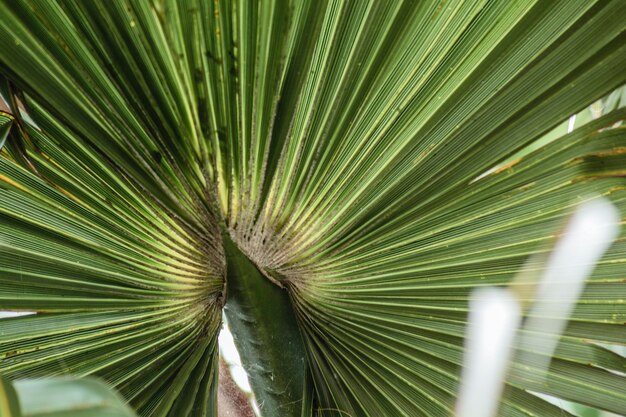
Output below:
[0,1,625,417]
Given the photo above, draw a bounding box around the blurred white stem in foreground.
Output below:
[519,197,620,376]
[456,197,620,417]
[455,288,521,417]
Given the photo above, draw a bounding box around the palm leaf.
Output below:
[0,375,21,417]
[4,376,137,417]
[1,1,625,417]
[0,113,11,150]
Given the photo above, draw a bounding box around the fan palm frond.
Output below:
[0,1,624,416]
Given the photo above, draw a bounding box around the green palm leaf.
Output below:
[0,1,624,417]
[3,376,138,417]
[0,113,11,150]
